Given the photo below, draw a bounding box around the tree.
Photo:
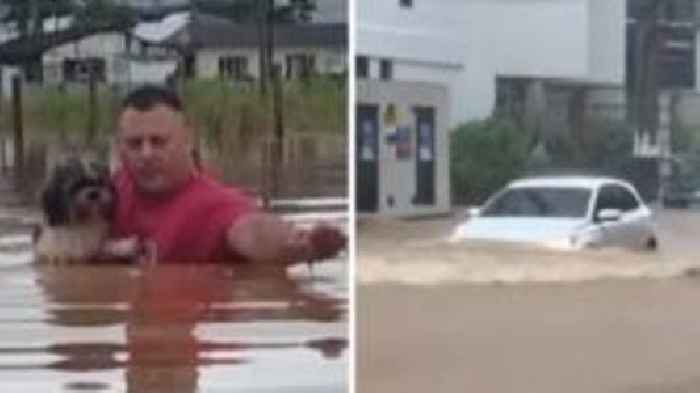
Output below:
[191,0,316,24]
[451,119,531,204]
[0,0,136,80]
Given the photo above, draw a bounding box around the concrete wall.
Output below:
[357,0,626,127]
[357,79,450,217]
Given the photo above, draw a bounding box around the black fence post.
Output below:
[87,69,98,146]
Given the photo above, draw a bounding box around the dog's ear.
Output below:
[41,180,70,226]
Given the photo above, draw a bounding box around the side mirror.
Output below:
[596,208,621,222]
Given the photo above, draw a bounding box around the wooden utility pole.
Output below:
[268,0,287,197]
[271,64,285,196]
[258,0,269,95]
[12,76,23,179]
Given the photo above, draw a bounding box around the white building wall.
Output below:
[124,60,178,85]
[197,48,260,79]
[0,66,21,99]
[357,0,626,127]
[197,47,346,79]
[588,0,626,84]
[696,29,700,91]
[42,33,128,84]
[357,80,451,216]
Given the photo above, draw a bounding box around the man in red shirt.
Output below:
[110,85,345,265]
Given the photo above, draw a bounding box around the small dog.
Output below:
[33,156,143,264]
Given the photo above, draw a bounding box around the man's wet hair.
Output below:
[121,84,183,112]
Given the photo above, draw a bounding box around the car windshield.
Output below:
[480,187,592,218]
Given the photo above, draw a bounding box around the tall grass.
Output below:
[0,76,346,144]
[1,77,346,195]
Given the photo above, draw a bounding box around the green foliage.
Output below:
[450,118,531,204]
[283,76,347,133]
[544,118,634,171]
[671,124,700,154]
[181,78,271,153]
[8,85,120,149]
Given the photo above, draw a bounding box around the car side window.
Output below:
[615,186,640,212]
[595,184,640,217]
[595,186,619,213]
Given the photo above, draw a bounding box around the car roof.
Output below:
[508,176,630,189]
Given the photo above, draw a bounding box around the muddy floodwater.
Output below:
[359,209,700,393]
[0,205,348,393]
[359,208,700,285]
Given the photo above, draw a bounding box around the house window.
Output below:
[219,56,249,80]
[356,56,369,78]
[400,0,413,8]
[63,57,106,83]
[380,59,393,80]
[285,54,316,79]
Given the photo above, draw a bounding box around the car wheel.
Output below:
[644,237,658,251]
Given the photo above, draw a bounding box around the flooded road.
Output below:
[358,209,700,393]
[0,202,348,392]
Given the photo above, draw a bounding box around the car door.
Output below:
[615,184,652,247]
[594,184,645,248]
[593,185,626,247]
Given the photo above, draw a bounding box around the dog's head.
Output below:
[41,157,116,227]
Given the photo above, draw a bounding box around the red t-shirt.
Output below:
[111,170,257,263]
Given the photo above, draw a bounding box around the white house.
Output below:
[42,32,178,86]
[141,12,347,81]
[37,11,347,86]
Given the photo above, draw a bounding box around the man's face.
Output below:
[117,105,194,195]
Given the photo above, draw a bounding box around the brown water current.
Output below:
[358,208,700,285]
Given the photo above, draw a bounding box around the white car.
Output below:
[450,176,658,251]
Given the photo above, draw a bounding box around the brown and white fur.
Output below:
[33,156,126,264]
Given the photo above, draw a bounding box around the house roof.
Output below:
[135,12,347,50]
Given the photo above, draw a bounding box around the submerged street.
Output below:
[359,207,700,393]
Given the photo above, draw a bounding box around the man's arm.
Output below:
[226,212,346,265]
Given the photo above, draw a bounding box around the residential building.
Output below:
[140,12,347,81]
[35,11,346,86]
[357,0,626,128]
[355,0,626,216]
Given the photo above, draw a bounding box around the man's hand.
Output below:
[307,224,347,261]
[100,236,156,264]
[227,213,346,266]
